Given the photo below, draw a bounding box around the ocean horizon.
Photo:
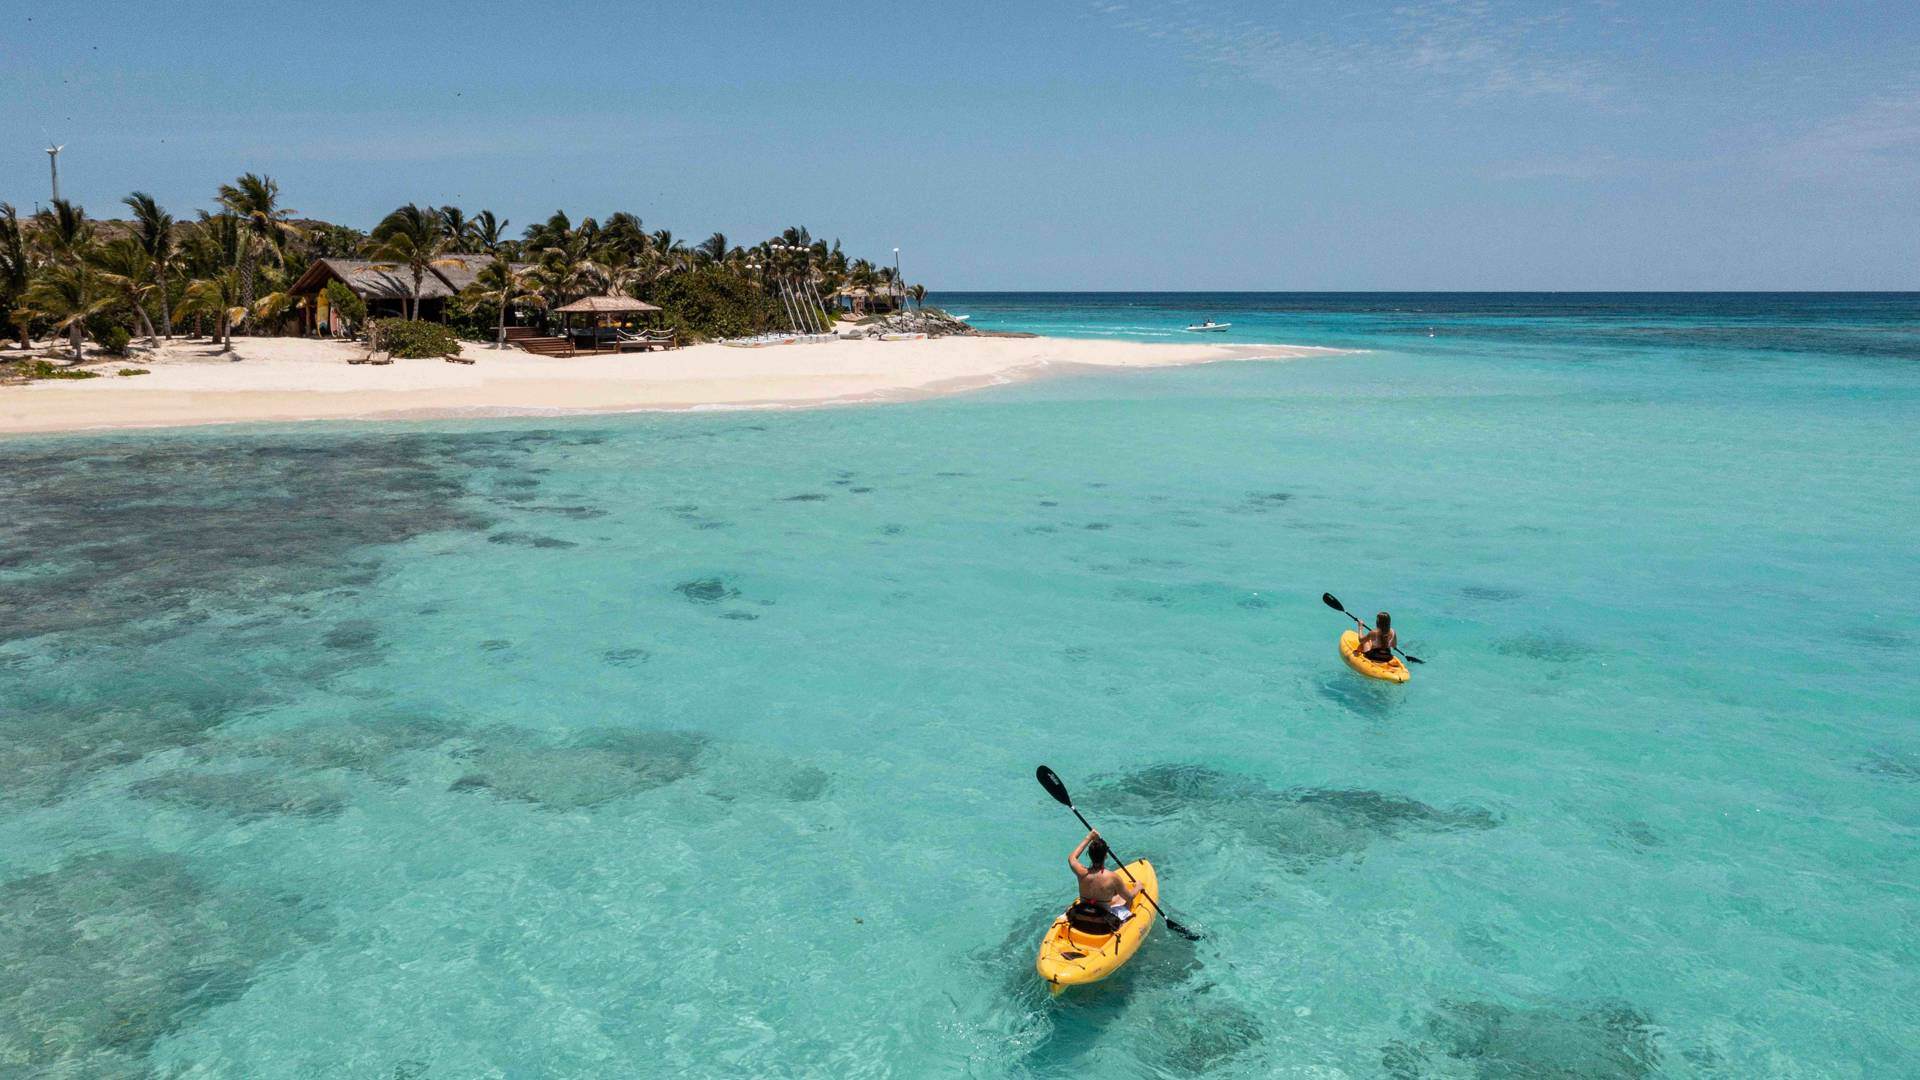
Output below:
[3,291,1916,1075]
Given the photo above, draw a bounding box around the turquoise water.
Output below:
[3,294,1917,1077]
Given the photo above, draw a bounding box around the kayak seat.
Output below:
[1065,900,1124,934]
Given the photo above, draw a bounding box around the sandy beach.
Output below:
[0,335,1345,435]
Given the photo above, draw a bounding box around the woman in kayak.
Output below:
[1067,830,1141,931]
[1357,611,1397,663]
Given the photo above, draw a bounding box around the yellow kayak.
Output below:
[1035,860,1158,995]
[1341,629,1410,683]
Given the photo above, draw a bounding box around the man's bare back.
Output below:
[1070,830,1140,910]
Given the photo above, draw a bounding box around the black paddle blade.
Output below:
[1322,592,1344,612]
[1035,765,1073,807]
[1165,918,1201,941]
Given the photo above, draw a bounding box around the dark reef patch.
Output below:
[719,611,760,621]
[1039,500,1059,507]
[321,619,381,652]
[1461,585,1524,602]
[1084,522,1112,531]
[479,639,511,652]
[1244,492,1292,509]
[1494,633,1594,664]
[190,715,463,782]
[524,504,609,520]
[1612,819,1664,849]
[602,647,652,666]
[1147,1001,1267,1076]
[1085,764,1499,867]
[880,524,906,536]
[448,728,708,809]
[0,852,329,1077]
[131,767,348,820]
[3,670,279,808]
[1859,750,1920,783]
[1383,998,1661,1079]
[0,433,494,646]
[781,493,829,502]
[780,765,832,802]
[675,578,740,604]
[848,486,874,494]
[488,531,578,549]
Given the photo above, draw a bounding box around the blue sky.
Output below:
[2,1,1915,289]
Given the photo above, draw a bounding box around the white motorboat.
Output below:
[1183,320,1231,333]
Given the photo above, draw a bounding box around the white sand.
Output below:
[0,334,1346,435]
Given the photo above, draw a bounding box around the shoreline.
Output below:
[0,335,1351,437]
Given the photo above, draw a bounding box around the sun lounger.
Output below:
[444,353,474,365]
[368,350,393,366]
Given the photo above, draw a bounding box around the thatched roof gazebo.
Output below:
[551,295,672,354]
[553,295,662,316]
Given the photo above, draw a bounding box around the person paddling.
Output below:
[1066,830,1141,932]
[1354,611,1397,663]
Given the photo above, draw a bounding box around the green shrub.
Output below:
[370,318,461,358]
[83,314,134,356]
[19,359,100,380]
[97,324,132,355]
[118,368,151,376]
[324,280,367,327]
[649,268,782,342]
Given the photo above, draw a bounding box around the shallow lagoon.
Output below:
[2,296,1917,1076]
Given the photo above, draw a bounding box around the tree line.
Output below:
[0,173,923,359]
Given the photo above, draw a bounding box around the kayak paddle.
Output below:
[1322,592,1424,663]
[1035,765,1201,941]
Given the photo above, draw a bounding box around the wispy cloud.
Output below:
[1093,0,1622,105]
[1775,85,1920,183]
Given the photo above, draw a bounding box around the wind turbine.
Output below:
[45,144,64,203]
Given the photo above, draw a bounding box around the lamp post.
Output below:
[893,247,907,311]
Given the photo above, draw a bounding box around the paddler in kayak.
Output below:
[1067,830,1142,932]
[1354,611,1397,663]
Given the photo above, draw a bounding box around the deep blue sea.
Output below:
[2,294,1917,1077]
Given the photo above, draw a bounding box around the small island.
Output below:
[0,175,1332,434]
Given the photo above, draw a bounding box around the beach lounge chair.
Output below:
[444,352,475,365]
[368,350,393,366]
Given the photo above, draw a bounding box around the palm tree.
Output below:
[89,237,162,345]
[437,205,475,252]
[124,192,178,339]
[910,284,927,308]
[216,174,300,331]
[33,199,94,265]
[364,203,451,320]
[529,234,606,308]
[602,212,647,263]
[696,232,730,266]
[176,268,245,351]
[522,210,572,253]
[471,210,511,255]
[0,204,31,348]
[465,255,545,347]
[24,262,112,361]
[650,229,688,277]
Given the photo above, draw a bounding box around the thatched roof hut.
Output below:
[552,295,662,314]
